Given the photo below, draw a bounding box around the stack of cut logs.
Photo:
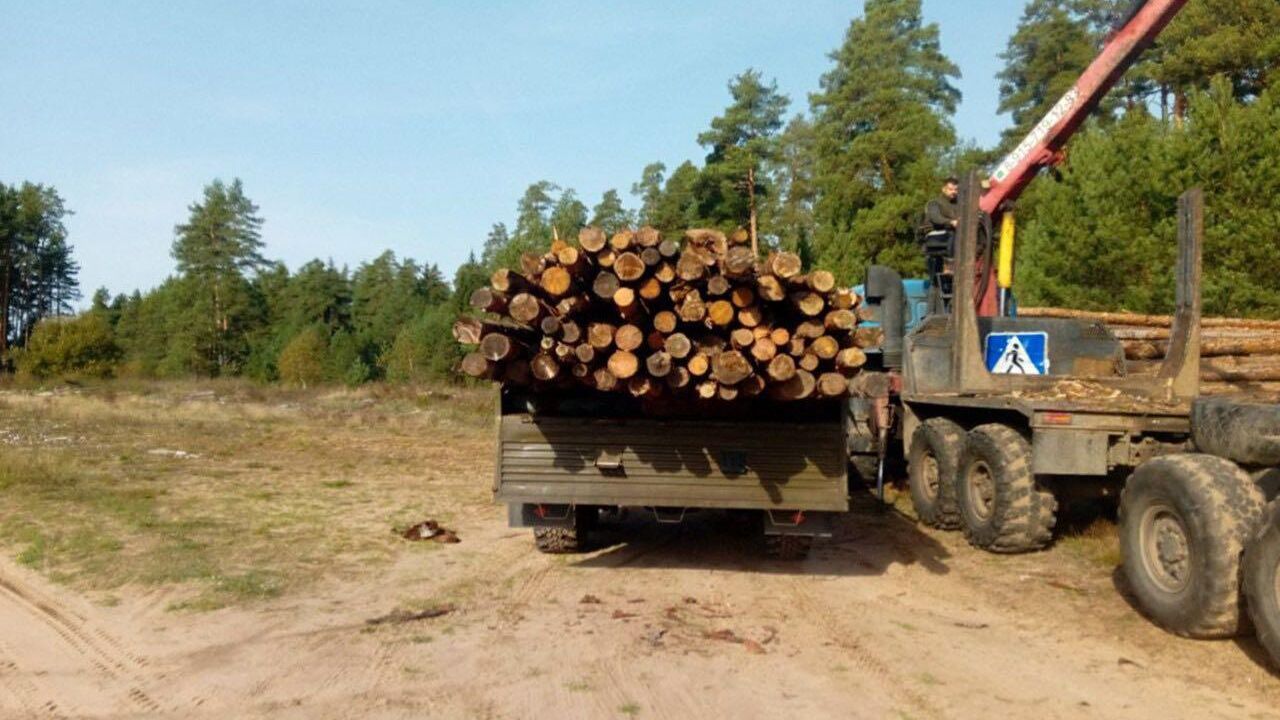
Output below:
[454,226,876,401]
[1020,307,1280,398]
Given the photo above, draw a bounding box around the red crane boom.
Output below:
[977,0,1190,315]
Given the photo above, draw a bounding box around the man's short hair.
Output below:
[944,177,960,186]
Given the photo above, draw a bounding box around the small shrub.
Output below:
[381,306,460,384]
[276,326,328,387]
[15,312,122,379]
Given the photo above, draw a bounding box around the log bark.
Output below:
[1019,306,1280,330]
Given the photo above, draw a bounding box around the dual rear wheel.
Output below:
[908,420,1056,554]
[1119,454,1267,639]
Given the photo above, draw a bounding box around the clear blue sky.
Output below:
[3,1,1025,301]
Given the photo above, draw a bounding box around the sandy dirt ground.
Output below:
[2,500,1279,720]
[1,388,1278,719]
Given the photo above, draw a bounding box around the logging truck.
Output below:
[488,0,1280,670]
[849,0,1280,668]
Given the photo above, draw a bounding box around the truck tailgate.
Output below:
[496,414,848,512]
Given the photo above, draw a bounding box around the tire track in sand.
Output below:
[0,569,160,715]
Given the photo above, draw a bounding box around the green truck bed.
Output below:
[495,413,849,513]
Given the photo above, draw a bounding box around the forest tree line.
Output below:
[4,0,1278,383]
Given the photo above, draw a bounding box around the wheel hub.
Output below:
[921,454,940,501]
[967,461,995,521]
[1141,504,1191,594]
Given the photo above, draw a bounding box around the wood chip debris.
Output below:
[399,520,460,543]
[366,605,455,626]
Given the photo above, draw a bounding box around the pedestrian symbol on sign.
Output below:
[985,332,1049,375]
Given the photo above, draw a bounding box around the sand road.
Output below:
[1,492,1277,720]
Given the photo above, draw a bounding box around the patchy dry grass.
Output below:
[1058,516,1122,570]
[0,380,493,610]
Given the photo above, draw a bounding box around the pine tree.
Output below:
[590,189,632,235]
[631,163,667,226]
[549,188,588,242]
[996,0,1111,151]
[1145,0,1280,110]
[171,178,266,374]
[694,70,790,251]
[769,115,819,262]
[480,223,511,269]
[809,0,960,283]
[648,162,701,237]
[0,182,78,356]
[452,251,490,315]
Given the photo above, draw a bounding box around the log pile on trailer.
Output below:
[454,226,871,401]
[1020,307,1280,398]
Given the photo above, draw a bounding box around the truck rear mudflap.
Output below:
[495,414,849,514]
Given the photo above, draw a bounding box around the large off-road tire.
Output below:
[955,424,1057,553]
[908,417,965,530]
[1120,455,1267,638]
[1244,499,1280,667]
[1192,398,1280,467]
[765,534,813,561]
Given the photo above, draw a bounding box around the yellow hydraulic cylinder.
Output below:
[998,212,1016,289]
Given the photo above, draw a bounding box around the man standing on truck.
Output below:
[921,177,960,292]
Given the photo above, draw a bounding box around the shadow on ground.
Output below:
[1107,566,1280,678]
[572,489,950,578]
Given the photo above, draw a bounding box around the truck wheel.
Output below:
[955,424,1056,553]
[1119,455,1266,638]
[765,534,813,561]
[533,508,595,554]
[908,418,965,530]
[1244,499,1280,667]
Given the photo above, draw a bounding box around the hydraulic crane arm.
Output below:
[980,0,1189,216]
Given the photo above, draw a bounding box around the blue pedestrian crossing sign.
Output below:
[985,332,1049,375]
